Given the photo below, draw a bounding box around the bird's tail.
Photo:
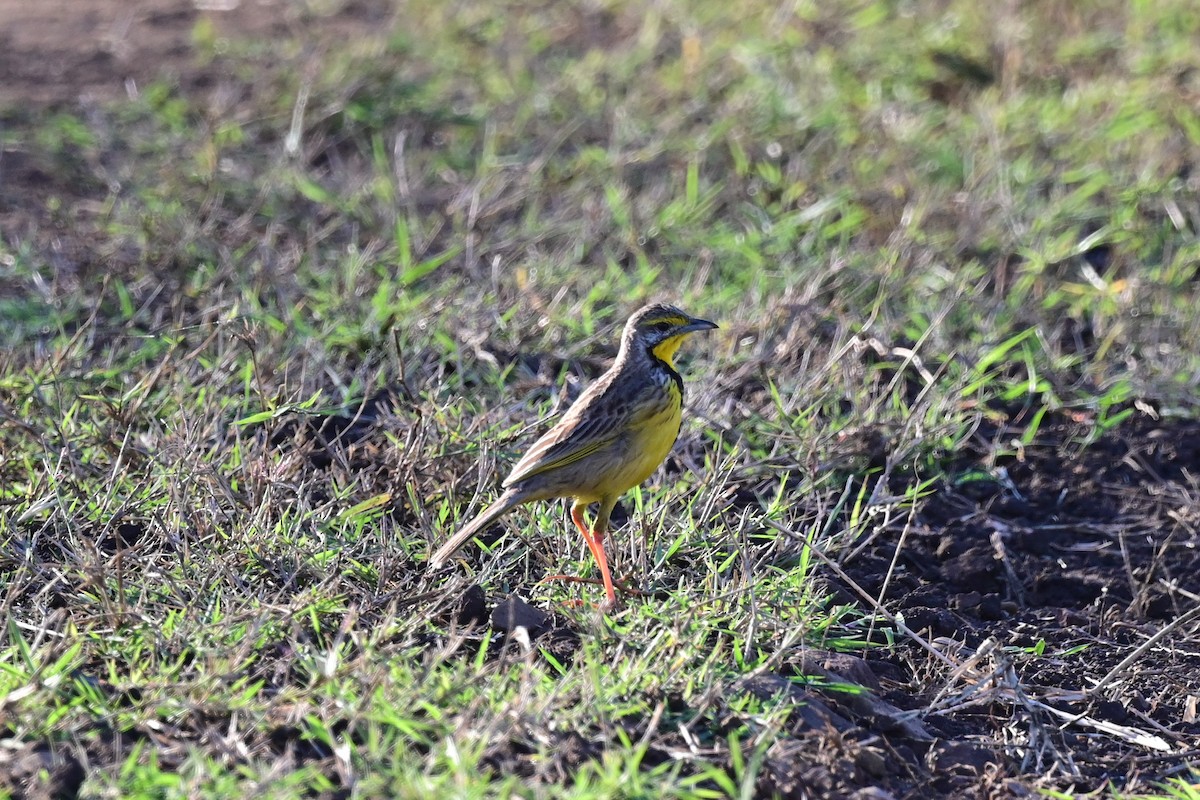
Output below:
[428,488,524,567]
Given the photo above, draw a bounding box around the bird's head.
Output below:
[621,303,719,368]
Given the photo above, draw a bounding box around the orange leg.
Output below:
[540,501,635,606]
[570,504,590,538]
[571,504,617,607]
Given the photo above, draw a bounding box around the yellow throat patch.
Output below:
[651,333,689,368]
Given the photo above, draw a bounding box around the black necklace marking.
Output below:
[645,339,685,398]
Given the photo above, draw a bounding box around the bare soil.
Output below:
[831,411,1200,796]
[0,0,391,107]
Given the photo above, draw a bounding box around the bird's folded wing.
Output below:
[502,408,626,486]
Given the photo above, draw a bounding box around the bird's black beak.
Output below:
[680,317,719,334]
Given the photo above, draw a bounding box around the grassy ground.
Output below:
[3,0,1200,797]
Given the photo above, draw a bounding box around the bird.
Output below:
[429,302,719,607]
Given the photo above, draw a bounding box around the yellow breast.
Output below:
[612,379,683,492]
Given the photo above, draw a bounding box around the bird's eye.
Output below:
[651,321,673,332]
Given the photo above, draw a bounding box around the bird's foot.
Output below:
[539,574,645,602]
